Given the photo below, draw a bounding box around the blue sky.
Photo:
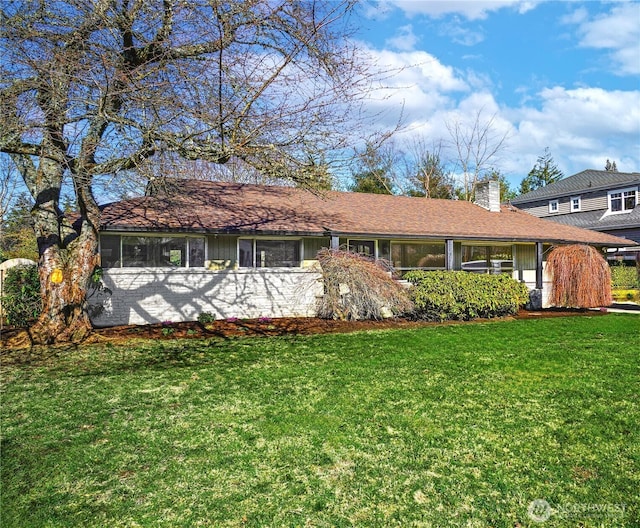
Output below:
[351,0,640,189]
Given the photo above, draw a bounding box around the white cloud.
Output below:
[567,3,640,75]
[560,6,588,25]
[506,86,640,175]
[367,47,469,98]
[386,0,540,20]
[386,24,419,51]
[357,43,639,185]
[380,77,639,181]
[438,17,485,46]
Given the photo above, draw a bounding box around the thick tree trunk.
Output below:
[30,229,99,344]
[27,179,101,345]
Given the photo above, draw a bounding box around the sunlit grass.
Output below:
[2,315,638,527]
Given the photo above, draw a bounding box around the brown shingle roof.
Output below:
[99,180,633,247]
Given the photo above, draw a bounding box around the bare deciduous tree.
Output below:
[446,107,510,201]
[0,0,392,343]
[1,164,19,240]
[399,137,454,198]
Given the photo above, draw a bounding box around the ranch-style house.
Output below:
[90,179,633,326]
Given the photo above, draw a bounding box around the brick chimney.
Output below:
[475,180,501,212]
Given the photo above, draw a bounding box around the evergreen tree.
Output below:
[605,159,618,172]
[405,152,454,199]
[487,169,517,203]
[350,143,395,194]
[519,148,564,194]
[1,193,38,261]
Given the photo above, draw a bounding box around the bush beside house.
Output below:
[611,263,640,290]
[547,245,612,308]
[1,265,41,327]
[610,262,640,303]
[316,248,414,320]
[405,271,530,321]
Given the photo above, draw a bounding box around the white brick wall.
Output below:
[88,268,323,327]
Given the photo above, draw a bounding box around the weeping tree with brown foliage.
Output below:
[0,0,393,344]
[547,244,612,308]
[316,248,413,320]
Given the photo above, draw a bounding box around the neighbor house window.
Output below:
[548,199,559,213]
[391,242,445,271]
[100,235,205,268]
[608,188,637,213]
[239,239,301,267]
[571,196,581,212]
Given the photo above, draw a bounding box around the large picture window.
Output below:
[99,235,121,268]
[122,237,186,267]
[239,239,301,268]
[608,188,637,213]
[391,242,445,271]
[461,245,513,274]
[100,235,205,268]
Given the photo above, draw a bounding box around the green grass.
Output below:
[2,315,639,527]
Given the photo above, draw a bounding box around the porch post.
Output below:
[535,242,543,290]
[445,239,454,270]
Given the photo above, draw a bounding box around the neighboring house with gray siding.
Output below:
[89,179,634,326]
[511,169,640,261]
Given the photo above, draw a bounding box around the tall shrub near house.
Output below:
[547,245,611,308]
[1,265,41,327]
[610,263,640,290]
[405,271,530,321]
[316,249,413,320]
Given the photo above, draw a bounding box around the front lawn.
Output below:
[1,315,638,527]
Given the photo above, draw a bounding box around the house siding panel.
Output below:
[514,244,536,271]
[519,192,609,218]
[519,200,554,217]
[89,268,323,327]
[607,227,640,244]
[582,192,608,211]
[208,235,237,261]
[303,237,330,260]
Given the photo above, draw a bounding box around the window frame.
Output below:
[346,239,377,259]
[237,237,303,268]
[460,243,514,275]
[570,195,581,212]
[548,199,559,214]
[390,240,446,272]
[99,234,206,268]
[607,187,638,214]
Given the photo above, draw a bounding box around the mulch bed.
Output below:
[1,308,606,350]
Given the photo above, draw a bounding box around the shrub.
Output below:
[1,264,41,327]
[316,248,413,320]
[611,289,640,303]
[404,270,530,322]
[197,311,216,324]
[610,263,640,290]
[547,245,611,308]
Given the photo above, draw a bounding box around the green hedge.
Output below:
[1,265,41,327]
[610,264,640,290]
[404,270,530,321]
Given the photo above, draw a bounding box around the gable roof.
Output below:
[511,170,640,204]
[99,180,634,247]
